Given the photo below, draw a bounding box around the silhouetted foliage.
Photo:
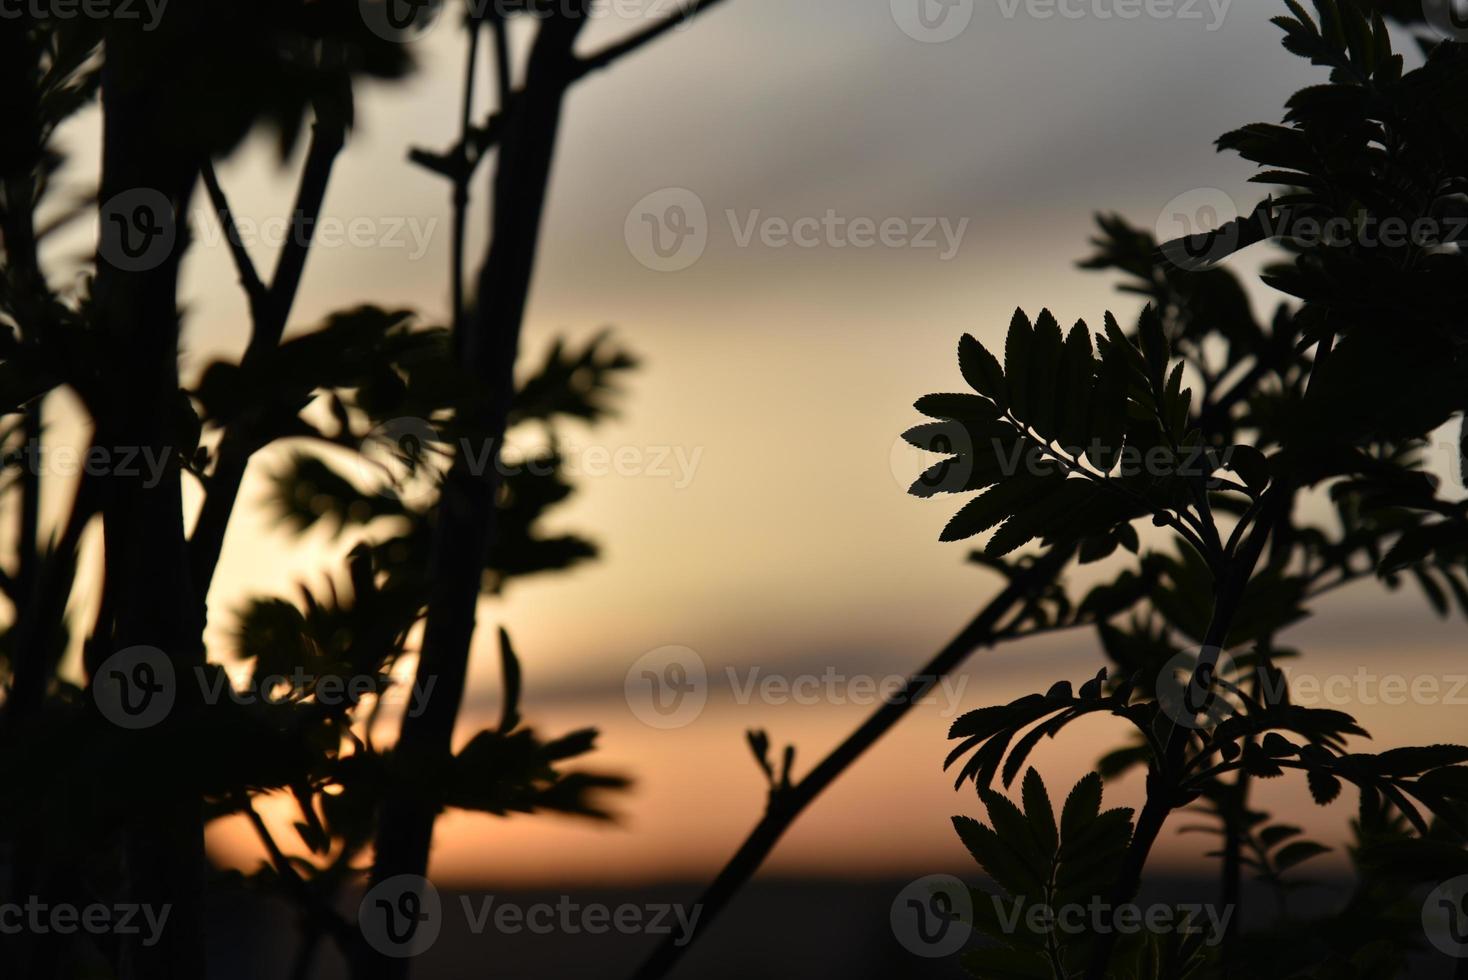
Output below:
[902,3,1468,977]
[0,2,701,976]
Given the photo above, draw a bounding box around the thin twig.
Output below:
[199,160,267,317]
[408,0,730,182]
[242,799,364,965]
[571,0,731,80]
[188,79,351,599]
[628,545,1076,980]
[452,20,483,339]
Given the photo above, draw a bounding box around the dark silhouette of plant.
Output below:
[893,3,1468,977]
[0,3,727,978]
[363,3,728,979]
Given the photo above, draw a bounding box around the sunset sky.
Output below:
[31,0,1466,888]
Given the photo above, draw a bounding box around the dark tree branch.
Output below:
[629,545,1077,980]
[407,0,729,182]
[571,0,731,80]
[199,159,267,318]
[366,7,597,978]
[451,20,483,339]
[1086,478,1294,980]
[188,78,350,602]
[491,13,512,109]
[242,801,367,969]
[93,14,212,974]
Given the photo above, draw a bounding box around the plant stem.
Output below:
[188,62,350,602]
[1085,483,1290,979]
[363,9,592,979]
[94,15,210,974]
[628,546,1076,980]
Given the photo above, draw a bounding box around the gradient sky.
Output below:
[29,0,1466,887]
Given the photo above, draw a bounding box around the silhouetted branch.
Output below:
[199,160,267,318]
[11,459,98,709]
[491,14,512,109]
[571,0,731,80]
[1086,481,1294,980]
[189,80,350,599]
[242,800,365,966]
[629,544,1077,980]
[451,21,483,338]
[408,0,729,182]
